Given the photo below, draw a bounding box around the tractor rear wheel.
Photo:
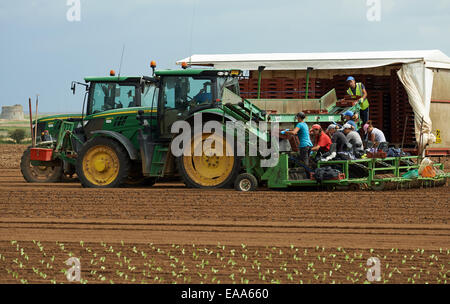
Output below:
[20,147,63,183]
[76,137,130,188]
[177,132,240,189]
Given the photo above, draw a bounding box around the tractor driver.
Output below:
[191,82,212,105]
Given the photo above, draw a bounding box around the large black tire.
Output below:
[176,131,241,189]
[20,147,63,183]
[76,137,131,188]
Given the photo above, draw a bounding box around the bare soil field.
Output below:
[0,144,448,284]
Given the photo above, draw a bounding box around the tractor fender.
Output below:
[90,130,139,160]
[184,110,238,125]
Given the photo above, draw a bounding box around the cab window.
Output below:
[141,83,159,108]
[89,82,137,114]
[161,76,214,111]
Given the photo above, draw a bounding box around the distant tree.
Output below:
[9,129,26,144]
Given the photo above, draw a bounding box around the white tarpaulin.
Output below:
[177,50,450,70]
[177,50,450,148]
[397,62,436,150]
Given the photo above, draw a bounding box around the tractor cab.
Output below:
[153,69,242,138]
[82,75,158,116]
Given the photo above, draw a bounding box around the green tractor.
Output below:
[20,72,160,183]
[25,67,270,189]
[21,65,449,191]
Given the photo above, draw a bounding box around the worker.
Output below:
[342,123,364,157]
[310,124,331,154]
[326,124,351,153]
[192,82,212,105]
[346,76,370,125]
[342,110,358,131]
[363,120,387,148]
[285,112,313,166]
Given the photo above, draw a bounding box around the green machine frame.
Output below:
[260,154,449,190]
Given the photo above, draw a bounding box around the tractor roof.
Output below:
[84,69,242,82]
[154,69,242,77]
[84,76,152,83]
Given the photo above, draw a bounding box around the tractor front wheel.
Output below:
[76,137,130,188]
[20,147,63,183]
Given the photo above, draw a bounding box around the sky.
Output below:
[1,0,449,113]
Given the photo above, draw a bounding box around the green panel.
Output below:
[269,114,341,123]
[150,145,169,177]
[55,121,75,152]
[261,153,289,188]
[155,69,242,77]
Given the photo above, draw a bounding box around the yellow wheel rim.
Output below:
[82,145,119,186]
[183,133,235,187]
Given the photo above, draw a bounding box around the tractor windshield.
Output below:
[88,82,139,114]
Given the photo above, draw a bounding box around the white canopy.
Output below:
[177,50,450,149]
[177,50,450,71]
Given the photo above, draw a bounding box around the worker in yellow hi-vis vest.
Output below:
[346,76,370,125]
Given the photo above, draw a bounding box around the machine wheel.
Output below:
[20,147,63,183]
[234,173,258,192]
[371,181,386,191]
[176,132,241,189]
[348,183,360,191]
[76,137,130,188]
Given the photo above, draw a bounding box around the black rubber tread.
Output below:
[234,173,258,192]
[20,147,63,183]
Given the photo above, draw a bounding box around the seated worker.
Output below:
[342,111,358,131]
[192,82,212,105]
[285,112,313,166]
[310,124,331,154]
[326,124,351,153]
[342,123,364,157]
[363,120,387,148]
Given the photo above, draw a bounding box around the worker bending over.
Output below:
[326,124,351,153]
[346,76,370,125]
[342,123,364,157]
[342,110,358,131]
[363,120,387,148]
[310,124,331,154]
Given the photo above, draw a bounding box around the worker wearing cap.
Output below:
[346,76,369,125]
[342,110,358,131]
[342,123,364,157]
[326,124,351,153]
[363,121,387,148]
[310,124,331,154]
[286,112,313,166]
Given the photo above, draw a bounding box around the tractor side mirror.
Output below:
[71,82,76,95]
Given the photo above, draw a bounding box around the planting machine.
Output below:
[22,64,449,191]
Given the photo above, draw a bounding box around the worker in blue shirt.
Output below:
[343,110,358,131]
[286,112,313,166]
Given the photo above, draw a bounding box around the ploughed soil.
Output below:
[0,144,448,284]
